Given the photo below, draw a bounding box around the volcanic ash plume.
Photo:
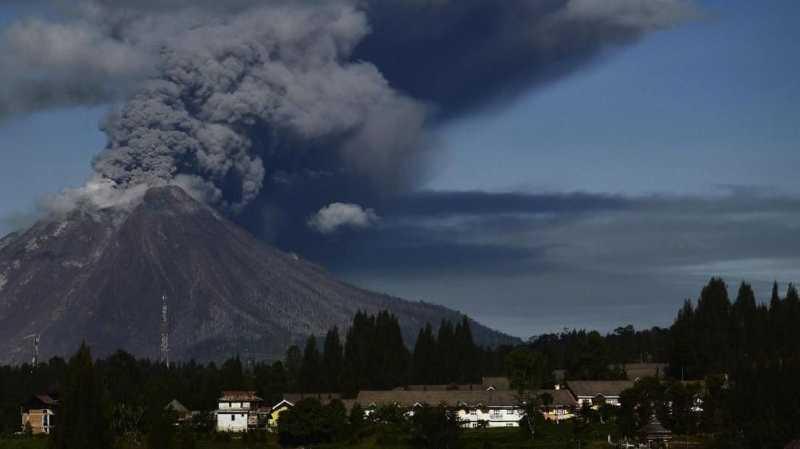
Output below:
[89,3,429,213]
[0,0,696,228]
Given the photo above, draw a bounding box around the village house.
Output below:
[621,363,668,381]
[269,399,294,429]
[355,388,576,428]
[215,391,269,432]
[392,377,512,393]
[567,380,634,408]
[164,399,193,424]
[481,377,511,391]
[20,394,58,435]
[269,393,356,430]
[270,376,577,429]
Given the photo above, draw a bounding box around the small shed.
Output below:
[164,399,191,422]
[640,414,672,448]
[21,395,58,435]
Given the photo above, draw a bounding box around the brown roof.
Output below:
[35,395,58,406]
[283,393,342,404]
[624,363,667,380]
[784,440,800,449]
[280,394,356,412]
[481,377,510,390]
[567,381,634,398]
[356,389,575,408]
[394,384,484,391]
[26,394,58,409]
[165,399,190,414]
[220,391,262,402]
[641,416,672,439]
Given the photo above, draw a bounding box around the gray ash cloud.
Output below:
[1,0,695,228]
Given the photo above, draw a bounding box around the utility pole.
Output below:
[23,334,40,367]
[160,294,169,367]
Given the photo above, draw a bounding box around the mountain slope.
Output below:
[0,186,516,363]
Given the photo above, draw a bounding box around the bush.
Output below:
[277,398,348,446]
[409,405,461,449]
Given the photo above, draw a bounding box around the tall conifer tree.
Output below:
[53,343,111,449]
[322,327,344,393]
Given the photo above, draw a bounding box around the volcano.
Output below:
[0,186,515,364]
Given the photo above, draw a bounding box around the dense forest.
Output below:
[1,278,799,448]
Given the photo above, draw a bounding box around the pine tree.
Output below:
[374,311,409,389]
[322,327,344,393]
[694,278,732,375]
[300,336,321,393]
[412,324,436,384]
[732,282,757,357]
[454,317,478,383]
[668,300,697,379]
[220,355,244,390]
[343,311,371,395]
[285,345,302,393]
[53,343,111,449]
[436,320,455,384]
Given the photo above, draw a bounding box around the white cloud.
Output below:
[308,202,379,234]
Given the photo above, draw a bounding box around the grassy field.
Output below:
[1,423,708,449]
[0,436,48,449]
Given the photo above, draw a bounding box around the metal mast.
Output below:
[160,294,169,367]
[23,334,40,367]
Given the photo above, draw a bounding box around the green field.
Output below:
[0,422,613,449]
[0,423,708,449]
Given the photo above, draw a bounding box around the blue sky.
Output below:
[432,0,800,196]
[1,0,799,337]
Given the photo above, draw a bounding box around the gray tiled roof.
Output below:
[567,381,635,397]
[356,389,576,408]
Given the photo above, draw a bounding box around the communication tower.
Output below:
[160,294,169,367]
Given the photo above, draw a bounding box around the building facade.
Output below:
[567,380,634,408]
[215,391,265,432]
[20,395,58,435]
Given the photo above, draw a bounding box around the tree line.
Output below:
[290,311,507,396]
[1,278,799,448]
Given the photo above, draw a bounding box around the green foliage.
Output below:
[322,328,344,394]
[409,405,461,449]
[2,281,799,448]
[342,311,410,395]
[52,343,112,449]
[617,377,669,436]
[146,409,176,449]
[299,336,322,393]
[277,398,348,446]
[505,348,546,393]
[665,279,800,447]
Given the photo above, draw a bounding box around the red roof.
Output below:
[219,391,262,402]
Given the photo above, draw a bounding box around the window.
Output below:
[231,415,235,422]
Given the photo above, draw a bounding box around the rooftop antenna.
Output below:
[160,294,169,367]
[23,334,40,367]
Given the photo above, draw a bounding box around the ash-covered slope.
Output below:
[0,186,516,364]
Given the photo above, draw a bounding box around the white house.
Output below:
[566,381,634,408]
[215,391,263,433]
[356,389,575,428]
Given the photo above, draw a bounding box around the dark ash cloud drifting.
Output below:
[1,0,696,225]
[316,189,800,336]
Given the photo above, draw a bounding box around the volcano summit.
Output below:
[0,186,514,364]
